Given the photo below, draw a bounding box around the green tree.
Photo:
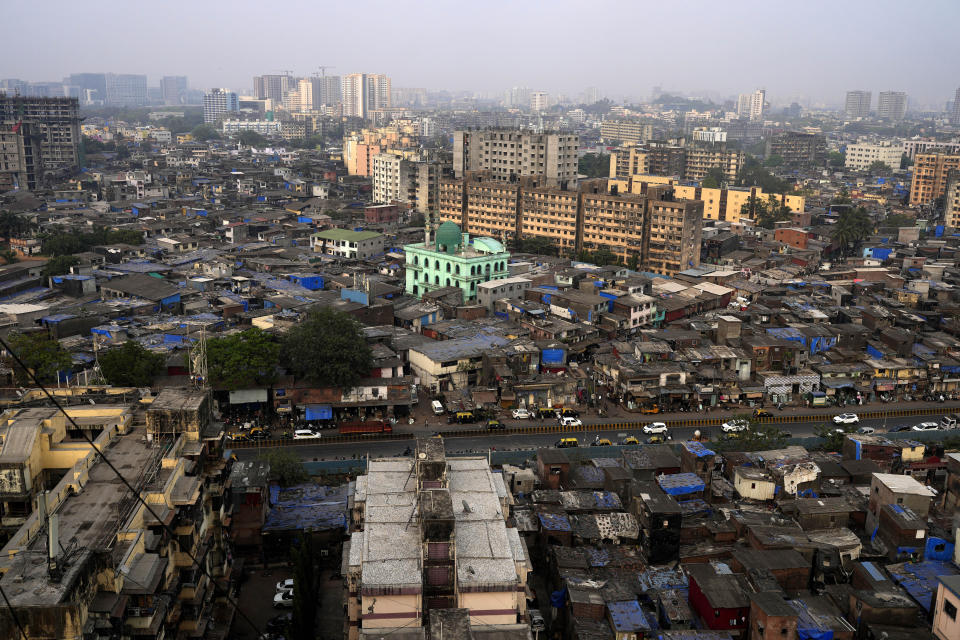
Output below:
[259,450,308,487]
[0,211,35,241]
[289,532,320,640]
[814,422,856,452]
[190,124,221,141]
[281,309,372,391]
[742,194,792,229]
[701,167,727,189]
[867,160,892,174]
[736,156,791,193]
[236,130,269,147]
[578,153,610,178]
[40,232,86,256]
[4,332,74,385]
[627,253,640,271]
[41,255,80,278]
[207,328,280,389]
[832,206,873,256]
[764,154,784,168]
[827,151,845,168]
[882,213,916,229]
[511,236,559,256]
[712,414,789,452]
[98,341,165,387]
[831,188,852,205]
[0,249,18,265]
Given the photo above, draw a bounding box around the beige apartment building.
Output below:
[344,439,529,640]
[438,174,703,274]
[943,170,960,229]
[609,146,650,178]
[600,119,653,145]
[673,185,804,224]
[910,153,960,206]
[453,129,579,184]
[684,142,744,182]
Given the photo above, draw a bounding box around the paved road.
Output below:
[233,411,953,462]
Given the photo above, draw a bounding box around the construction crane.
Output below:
[313,65,336,78]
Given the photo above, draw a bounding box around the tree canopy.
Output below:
[236,130,269,147]
[867,160,892,174]
[4,332,73,385]
[511,236,559,256]
[40,226,144,257]
[742,194,792,229]
[290,532,320,640]
[259,450,308,487]
[281,309,372,391]
[832,206,873,255]
[41,255,80,278]
[190,124,221,141]
[578,153,609,178]
[827,151,845,168]
[711,414,790,452]
[207,328,280,390]
[99,341,165,387]
[0,212,35,241]
[701,167,727,189]
[737,156,792,193]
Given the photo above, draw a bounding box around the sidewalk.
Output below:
[393,398,960,435]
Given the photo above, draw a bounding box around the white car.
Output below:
[643,422,668,434]
[721,419,749,433]
[276,579,294,592]
[273,590,294,608]
[857,426,876,435]
[293,429,321,440]
[912,422,940,431]
[832,413,860,425]
[559,416,582,428]
[512,408,531,420]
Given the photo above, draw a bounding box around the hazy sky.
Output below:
[5,0,959,108]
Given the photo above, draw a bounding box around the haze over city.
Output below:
[4,0,960,107]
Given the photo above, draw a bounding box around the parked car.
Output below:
[266,613,292,633]
[275,579,294,592]
[754,408,773,418]
[912,422,940,431]
[833,413,860,425]
[431,400,445,415]
[249,428,270,440]
[556,408,580,418]
[555,438,579,448]
[273,590,294,608]
[721,419,749,433]
[487,419,504,430]
[293,429,321,440]
[889,424,913,432]
[941,414,959,429]
[646,434,672,444]
[642,422,668,434]
[536,407,557,420]
[511,408,531,420]
[640,405,660,415]
[619,435,640,445]
[857,426,875,435]
[559,416,583,428]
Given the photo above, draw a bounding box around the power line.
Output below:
[0,582,28,640]
[0,335,264,639]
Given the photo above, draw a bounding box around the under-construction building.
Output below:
[0,96,81,191]
[345,438,530,640]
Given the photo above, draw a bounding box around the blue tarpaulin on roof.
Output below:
[304,404,332,421]
[264,483,347,532]
[789,599,833,640]
[657,472,705,496]
[925,537,955,562]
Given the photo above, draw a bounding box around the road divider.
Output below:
[225,405,952,449]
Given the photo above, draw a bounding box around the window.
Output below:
[945,599,958,620]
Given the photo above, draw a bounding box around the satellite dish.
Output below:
[418,452,426,459]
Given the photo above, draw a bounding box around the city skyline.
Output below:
[3,0,959,109]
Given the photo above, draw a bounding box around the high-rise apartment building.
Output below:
[609,146,650,178]
[453,129,579,184]
[844,141,903,171]
[845,90,871,119]
[104,73,147,106]
[371,154,449,211]
[951,88,960,126]
[764,131,826,169]
[253,74,292,103]
[341,73,391,118]
[736,89,766,121]
[202,88,238,124]
[909,153,960,206]
[0,96,81,191]
[65,73,106,103]
[160,75,188,105]
[944,171,960,229]
[438,174,702,273]
[600,120,653,144]
[877,91,907,121]
[683,140,744,183]
[311,75,341,107]
[530,91,549,112]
